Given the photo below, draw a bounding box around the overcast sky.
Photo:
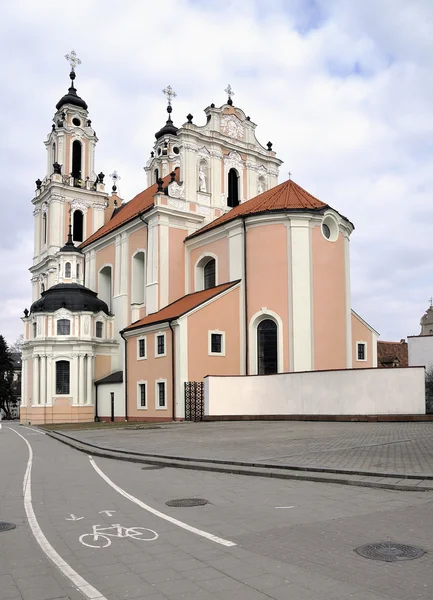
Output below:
[1,0,433,346]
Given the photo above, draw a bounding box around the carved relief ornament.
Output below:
[220,115,244,140]
[224,151,243,171]
[70,198,90,212]
[167,181,186,199]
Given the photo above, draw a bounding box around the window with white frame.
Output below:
[56,360,70,395]
[57,319,71,335]
[357,342,367,361]
[137,381,147,409]
[137,337,146,359]
[132,251,146,305]
[203,259,216,289]
[209,330,225,356]
[65,262,71,278]
[156,380,166,409]
[96,322,103,338]
[155,332,166,357]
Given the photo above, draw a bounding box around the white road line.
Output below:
[19,425,46,435]
[275,506,295,509]
[89,456,237,548]
[9,428,107,600]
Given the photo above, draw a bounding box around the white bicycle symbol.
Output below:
[79,523,158,548]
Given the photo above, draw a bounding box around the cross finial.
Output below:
[429,297,433,308]
[109,170,121,192]
[225,84,235,105]
[65,50,82,71]
[288,171,292,180]
[162,85,177,106]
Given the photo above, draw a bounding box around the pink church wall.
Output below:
[127,330,173,421]
[169,227,187,303]
[187,286,241,381]
[95,243,115,293]
[351,313,374,368]
[189,238,230,293]
[246,224,290,371]
[312,226,347,370]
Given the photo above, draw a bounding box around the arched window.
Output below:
[72,140,82,180]
[56,360,70,395]
[73,210,84,242]
[41,283,45,294]
[257,319,278,375]
[43,213,47,244]
[132,251,146,304]
[52,143,56,165]
[98,266,113,311]
[57,319,70,335]
[227,168,239,208]
[154,168,159,183]
[65,262,71,278]
[203,259,216,290]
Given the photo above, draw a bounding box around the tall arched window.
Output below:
[73,210,84,242]
[132,252,146,304]
[72,140,82,179]
[52,143,56,165]
[99,266,113,311]
[203,259,216,290]
[57,319,71,335]
[227,168,239,208]
[56,360,70,395]
[42,213,47,244]
[65,262,71,278]
[257,319,278,375]
[154,168,159,183]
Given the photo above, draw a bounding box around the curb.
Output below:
[45,430,433,493]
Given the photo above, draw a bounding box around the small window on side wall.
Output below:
[156,334,165,356]
[139,383,146,408]
[203,259,216,290]
[157,381,166,408]
[96,322,103,338]
[33,322,37,338]
[57,319,70,335]
[138,338,146,358]
[357,342,366,361]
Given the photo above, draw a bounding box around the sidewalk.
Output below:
[41,420,433,492]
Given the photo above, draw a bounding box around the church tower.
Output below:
[30,51,108,300]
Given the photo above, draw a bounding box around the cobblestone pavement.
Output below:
[65,421,433,476]
[1,423,433,600]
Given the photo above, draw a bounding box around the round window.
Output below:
[173,147,180,154]
[72,117,81,126]
[322,223,331,239]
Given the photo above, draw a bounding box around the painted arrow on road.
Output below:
[99,510,116,517]
[66,514,84,521]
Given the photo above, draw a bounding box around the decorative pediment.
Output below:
[224,151,243,170]
[220,115,244,140]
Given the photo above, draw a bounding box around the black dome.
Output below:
[56,71,88,111]
[155,105,178,139]
[30,284,109,315]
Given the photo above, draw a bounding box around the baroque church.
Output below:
[20,53,378,424]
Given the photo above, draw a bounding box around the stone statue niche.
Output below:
[198,160,209,193]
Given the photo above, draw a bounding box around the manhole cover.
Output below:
[165,498,208,507]
[355,542,425,562]
[141,465,165,470]
[0,522,16,533]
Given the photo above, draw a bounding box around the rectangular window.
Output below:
[33,322,37,338]
[157,335,165,355]
[96,322,103,338]
[56,361,70,395]
[57,319,70,335]
[211,333,222,353]
[138,338,146,358]
[157,381,166,408]
[357,343,366,361]
[139,383,146,407]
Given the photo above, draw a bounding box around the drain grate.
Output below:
[0,522,16,533]
[165,498,208,507]
[141,465,165,470]
[355,542,425,562]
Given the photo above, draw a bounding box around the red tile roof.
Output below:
[377,340,408,368]
[80,173,175,249]
[123,281,240,332]
[187,178,329,239]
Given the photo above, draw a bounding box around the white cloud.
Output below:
[1,0,433,343]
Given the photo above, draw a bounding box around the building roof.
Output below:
[80,172,175,249]
[94,371,123,385]
[377,340,408,368]
[56,71,88,111]
[187,178,329,240]
[30,284,110,315]
[123,280,240,332]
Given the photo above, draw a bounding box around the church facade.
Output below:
[20,56,378,424]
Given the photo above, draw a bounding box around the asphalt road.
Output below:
[1,422,433,600]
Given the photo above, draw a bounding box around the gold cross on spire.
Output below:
[65,50,82,71]
[162,85,177,106]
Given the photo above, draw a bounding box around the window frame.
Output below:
[95,321,103,338]
[155,332,167,358]
[65,262,71,278]
[57,318,71,336]
[155,379,167,410]
[136,380,147,410]
[33,322,37,338]
[208,330,226,356]
[137,336,147,360]
[356,341,367,362]
[55,360,70,396]
[203,258,216,290]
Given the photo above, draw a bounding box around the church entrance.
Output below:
[257,319,278,375]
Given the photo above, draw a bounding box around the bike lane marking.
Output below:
[19,425,46,434]
[89,455,237,548]
[9,428,108,600]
